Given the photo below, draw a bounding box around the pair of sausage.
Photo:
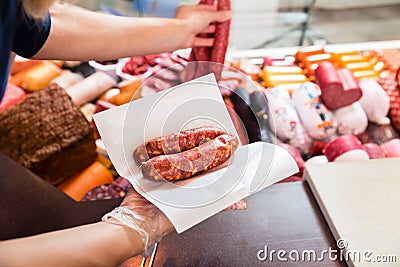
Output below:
[133,126,238,182]
[185,0,231,82]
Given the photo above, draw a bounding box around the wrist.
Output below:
[102,206,156,257]
[172,18,194,49]
[100,222,146,259]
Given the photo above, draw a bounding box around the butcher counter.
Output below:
[0,150,344,266]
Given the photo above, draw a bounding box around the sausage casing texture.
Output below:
[141,134,238,181]
[133,126,227,164]
[184,0,215,81]
[210,0,231,81]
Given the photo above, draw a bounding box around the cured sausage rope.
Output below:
[132,126,227,164]
[184,0,231,82]
[210,0,231,81]
[194,0,215,78]
[141,134,238,181]
[184,0,215,81]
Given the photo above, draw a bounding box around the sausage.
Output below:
[315,61,362,110]
[210,0,231,81]
[133,126,226,164]
[332,102,368,135]
[292,82,337,140]
[266,88,300,141]
[184,0,214,81]
[362,143,385,159]
[380,138,400,158]
[230,87,261,143]
[359,78,390,125]
[323,135,368,162]
[142,134,238,181]
[249,90,272,143]
[193,0,214,63]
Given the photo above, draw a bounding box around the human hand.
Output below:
[175,4,231,47]
[102,188,174,257]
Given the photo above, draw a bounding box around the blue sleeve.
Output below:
[12,4,51,58]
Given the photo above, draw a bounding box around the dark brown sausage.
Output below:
[141,134,238,181]
[133,126,227,164]
[210,0,231,81]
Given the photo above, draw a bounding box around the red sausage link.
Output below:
[210,0,231,81]
[141,134,238,181]
[184,0,215,81]
[133,126,227,164]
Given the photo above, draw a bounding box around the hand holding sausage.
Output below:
[175,4,231,48]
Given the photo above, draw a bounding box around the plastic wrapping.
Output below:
[359,78,390,125]
[102,189,173,258]
[292,82,337,140]
[266,88,300,141]
[333,102,368,135]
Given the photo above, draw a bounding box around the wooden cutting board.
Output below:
[305,158,400,267]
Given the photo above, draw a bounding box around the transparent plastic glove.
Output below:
[102,188,174,257]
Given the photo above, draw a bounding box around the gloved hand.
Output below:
[102,188,174,257]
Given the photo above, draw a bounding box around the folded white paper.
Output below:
[93,74,298,233]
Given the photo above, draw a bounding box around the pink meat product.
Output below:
[315,61,362,110]
[0,83,26,112]
[144,54,162,67]
[362,143,385,159]
[380,138,400,158]
[122,56,148,75]
[337,67,363,97]
[323,135,363,162]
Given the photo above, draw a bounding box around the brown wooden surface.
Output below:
[149,181,347,267]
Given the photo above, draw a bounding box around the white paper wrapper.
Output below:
[93,74,298,233]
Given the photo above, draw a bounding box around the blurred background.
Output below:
[74,0,400,49]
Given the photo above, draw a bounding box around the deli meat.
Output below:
[0,86,97,184]
[141,134,238,182]
[133,126,227,164]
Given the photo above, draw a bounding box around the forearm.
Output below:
[34,4,192,61]
[0,222,143,267]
